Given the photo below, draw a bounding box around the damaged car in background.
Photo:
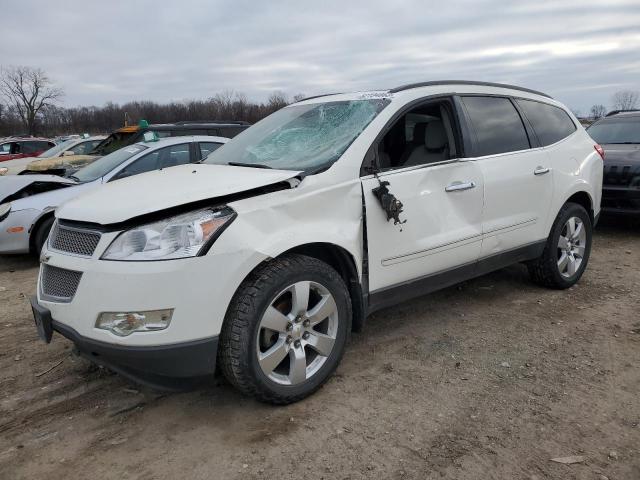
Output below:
[0,135,106,176]
[0,135,228,255]
[30,81,602,405]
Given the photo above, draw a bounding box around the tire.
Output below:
[33,216,54,256]
[527,202,592,289]
[219,254,352,404]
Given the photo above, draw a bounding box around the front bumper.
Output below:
[601,186,640,215]
[31,297,219,390]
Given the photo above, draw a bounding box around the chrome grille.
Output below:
[40,265,82,302]
[49,222,101,257]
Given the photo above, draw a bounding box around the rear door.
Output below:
[459,95,553,257]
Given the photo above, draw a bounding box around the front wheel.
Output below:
[33,216,54,256]
[527,202,592,289]
[219,254,352,404]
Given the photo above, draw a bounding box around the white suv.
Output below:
[31,81,603,404]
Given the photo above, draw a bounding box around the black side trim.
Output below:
[389,80,552,99]
[367,240,545,313]
[52,320,218,391]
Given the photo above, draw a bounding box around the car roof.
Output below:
[296,80,553,105]
[1,137,53,143]
[131,135,229,149]
[145,122,249,130]
[604,110,640,119]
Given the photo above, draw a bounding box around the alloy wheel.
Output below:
[256,281,338,385]
[557,216,587,278]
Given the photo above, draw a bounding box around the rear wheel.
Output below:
[527,202,592,289]
[219,254,351,404]
[33,216,54,256]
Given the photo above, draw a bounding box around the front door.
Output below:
[362,160,484,298]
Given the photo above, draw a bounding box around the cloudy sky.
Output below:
[2,0,639,113]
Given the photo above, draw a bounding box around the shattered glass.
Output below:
[205,99,389,172]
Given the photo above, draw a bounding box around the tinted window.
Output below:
[587,118,640,144]
[517,99,576,146]
[462,96,530,156]
[21,141,44,154]
[119,143,191,177]
[199,142,222,159]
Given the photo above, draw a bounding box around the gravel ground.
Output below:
[0,216,638,480]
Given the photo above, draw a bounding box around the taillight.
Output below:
[594,144,605,160]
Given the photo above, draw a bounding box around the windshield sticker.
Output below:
[124,147,141,153]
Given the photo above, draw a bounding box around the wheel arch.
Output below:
[277,243,366,332]
[564,190,594,224]
[29,209,55,253]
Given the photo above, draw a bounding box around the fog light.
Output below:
[96,309,173,336]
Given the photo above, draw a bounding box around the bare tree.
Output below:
[589,104,607,120]
[611,90,639,111]
[293,93,307,102]
[0,66,63,135]
[268,91,289,110]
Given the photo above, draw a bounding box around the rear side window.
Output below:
[517,99,576,146]
[199,142,222,159]
[21,141,49,154]
[461,96,530,156]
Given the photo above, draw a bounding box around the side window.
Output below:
[119,150,161,177]
[159,143,191,168]
[199,142,222,160]
[376,100,459,169]
[69,141,93,155]
[0,143,11,153]
[461,96,530,156]
[516,99,577,146]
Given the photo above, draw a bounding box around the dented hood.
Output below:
[0,174,76,203]
[57,163,301,224]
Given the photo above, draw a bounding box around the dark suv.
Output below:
[587,111,640,214]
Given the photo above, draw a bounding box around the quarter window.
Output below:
[199,142,222,160]
[461,96,530,156]
[517,99,576,146]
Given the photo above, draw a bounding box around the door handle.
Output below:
[534,166,550,175]
[445,181,476,192]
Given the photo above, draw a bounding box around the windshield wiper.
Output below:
[66,175,80,182]
[227,161,273,169]
[607,142,639,144]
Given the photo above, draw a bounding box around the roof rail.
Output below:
[389,80,552,99]
[605,109,640,117]
[172,120,251,125]
[295,93,343,103]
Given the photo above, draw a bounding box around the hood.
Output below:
[600,143,640,164]
[58,163,302,224]
[0,174,76,203]
[26,154,97,171]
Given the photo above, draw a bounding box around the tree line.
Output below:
[1,65,638,137]
[0,66,300,137]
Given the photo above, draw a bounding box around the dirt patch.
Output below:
[1,217,639,480]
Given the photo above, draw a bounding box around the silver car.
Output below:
[0,135,228,254]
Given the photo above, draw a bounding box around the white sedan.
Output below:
[0,135,227,254]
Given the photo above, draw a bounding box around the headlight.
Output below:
[0,203,11,222]
[0,167,8,176]
[102,206,236,261]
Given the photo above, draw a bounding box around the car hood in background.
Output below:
[0,174,76,203]
[57,164,302,224]
[26,154,98,172]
